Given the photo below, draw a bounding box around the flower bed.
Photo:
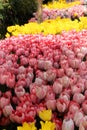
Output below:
[29,5,85,22]
[43,1,81,9]
[1,30,87,129]
[6,17,87,37]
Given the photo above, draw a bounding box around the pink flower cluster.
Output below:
[1,30,87,129]
[29,5,85,22]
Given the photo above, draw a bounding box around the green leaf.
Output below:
[0,13,3,19]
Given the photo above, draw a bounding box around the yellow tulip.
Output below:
[39,109,52,121]
[43,1,80,9]
[17,122,37,130]
[40,121,56,130]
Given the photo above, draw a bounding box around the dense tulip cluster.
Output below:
[1,30,87,130]
[29,5,86,22]
[6,17,87,37]
[43,1,80,9]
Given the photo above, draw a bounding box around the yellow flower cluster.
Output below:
[43,1,81,9]
[6,17,87,37]
[17,122,37,130]
[17,110,55,130]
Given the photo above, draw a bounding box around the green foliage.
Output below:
[8,0,38,24]
[0,0,8,39]
[0,0,38,39]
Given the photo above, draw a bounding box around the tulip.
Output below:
[35,86,47,100]
[73,93,85,104]
[58,76,70,88]
[39,109,52,121]
[46,100,56,111]
[52,118,62,130]
[38,60,52,70]
[3,104,13,117]
[62,118,74,130]
[15,86,25,98]
[18,66,26,74]
[43,69,57,82]
[57,68,65,78]
[82,100,87,114]
[6,73,15,88]
[79,120,87,130]
[53,81,63,94]
[74,110,84,127]
[10,112,25,124]
[56,98,69,113]
[17,122,37,130]
[69,101,80,113]
[0,97,10,109]
[40,121,56,130]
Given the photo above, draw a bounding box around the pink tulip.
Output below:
[30,93,38,103]
[69,58,81,69]
[45,88,55,100]
[35,86,47,100]
[3,104,13,117]
[35,77,46,86]
[46,99,56,111]
[62,119,74,130]
[17,73,26,80]
[15,79,26,88]
[74,110,84,127]
[82,100,87,114]
[79,120,87,130]
[58,76,70,88]
[43,68,57,82]
[10,112,25,124]
[6,73,15,88]
[29,58,37,68]
[57,68,65,78]
[71,85,82,94]
[0,97,10,109]
[38,60,52,70]
[18,66,26,74]
[16,48,25,56]
[0,50,5,58]
[60,59,69,69]
[4,91,12,99]
[15,86,25,98]
[73,93,85,104]
[56,98,69,113]
[53,81,63,94]
[65,67,73,77]
[0,73,8,85]
[20,56,28,66]
[12,96,20,105]
[69,101,80,113]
